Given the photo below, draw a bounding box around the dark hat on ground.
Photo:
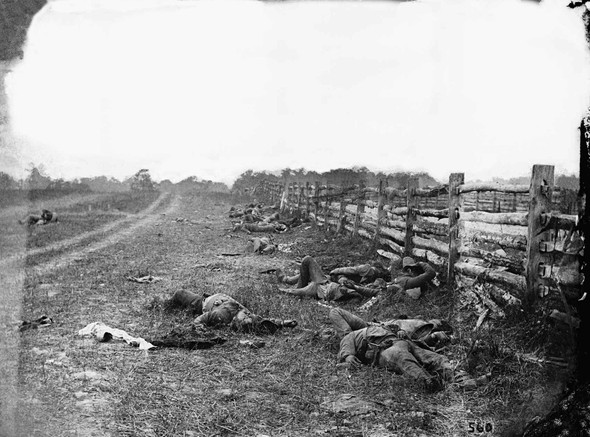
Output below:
[402,257,418,269]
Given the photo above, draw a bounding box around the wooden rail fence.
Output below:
[258,164,583,306]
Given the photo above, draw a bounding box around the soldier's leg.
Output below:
[297,256,327,288]
[279,282,321,298]
[330,264,371,277]
[329,308,369,336]
[409,342,454,381]
[171,290,203,314]
[378,341,433,383]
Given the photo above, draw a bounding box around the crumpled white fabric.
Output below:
[78,322,155,350]
[127,275,162,283]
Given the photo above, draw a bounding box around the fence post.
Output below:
[337,189,347,235]
[323,185,330,231]
[269,181,274,204]
[296,182,302,214]
[305,182,310,218]
[353,182,365,237]
[374,180,385,244]
[512,192,517,213]
[281,182,289,213]
[286,182,292,209]
[314,181,320,226]
[447,173,464,284]
[405,177,419,256]
[525,164,555,305]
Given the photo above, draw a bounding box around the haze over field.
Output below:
[3,0,590,185]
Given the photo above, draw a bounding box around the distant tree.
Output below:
[46,178,69,190]
[25,164,51,189]
[130,169,156,192]
[555,174,579,190]
[232,169,278,194]
[158,179,174,192]
[0,171,17,190]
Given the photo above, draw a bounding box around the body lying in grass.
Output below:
[171,290,297,334]
[19,209,58,226]
[330,307,452,350]
[233,222,287,233]
[275,255,435,302]
[330,307,483,390]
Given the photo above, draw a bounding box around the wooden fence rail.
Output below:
[257,165,583,307]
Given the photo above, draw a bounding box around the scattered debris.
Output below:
[127,275,162,284]
[277,242,297,253]
[500,347,570,368]
[20,315,53,332]
[174,217,199,224]
[549,309,580,329]
[239,339,266,349]
[473,309,489,331]
[320,393,384,415]
[78,322,155,350]
[148,326,226,350]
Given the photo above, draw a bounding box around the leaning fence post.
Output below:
[374,180,385,244]
[405,177,419,256]
[447,173,464,285]
[353,182,365,237]
[525,164,555,305]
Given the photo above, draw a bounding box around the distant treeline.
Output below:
[231,167,581,194]
[0,167,230,194]
[231,167,439,195]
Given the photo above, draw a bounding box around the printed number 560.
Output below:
[468,422,493,433]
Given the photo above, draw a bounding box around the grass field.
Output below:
[0,190,575,437]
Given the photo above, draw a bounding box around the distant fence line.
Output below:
[257,164,583,306]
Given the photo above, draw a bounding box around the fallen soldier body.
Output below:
[245,237,276,255]
[391,257,437,300]
[330,308,482,390]
[171,290,297,334]
[19,209,58,226]
[233,222,287,233]
[275,255,392,301]
[329,307,452,350]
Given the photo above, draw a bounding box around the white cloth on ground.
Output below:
[78,322,155,350]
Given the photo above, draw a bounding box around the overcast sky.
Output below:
[4,0,590,185]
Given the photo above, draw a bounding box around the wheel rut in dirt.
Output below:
[0,192,174,270]
[25,193,180,276]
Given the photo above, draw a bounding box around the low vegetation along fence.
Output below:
[258,165,583,309]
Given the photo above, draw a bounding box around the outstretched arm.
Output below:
[399,262,436,290]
